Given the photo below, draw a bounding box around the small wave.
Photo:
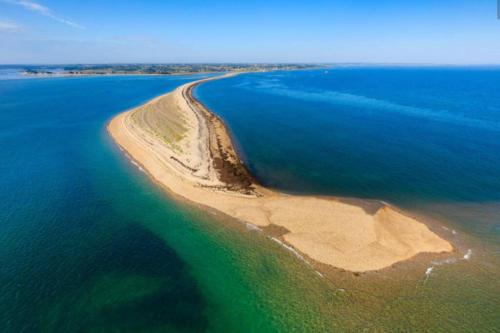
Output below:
[425,246,472,281]
[123,152,143,172]
[130,160,145,173]
[426,256,456,280]
[270,237,311,265]
[246,223,261,232]
[463,249,472,260]
[432,257,457,266]
[424,266,435,283]
[425,249,473,279]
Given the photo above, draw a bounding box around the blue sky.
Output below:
[0,0,499,64]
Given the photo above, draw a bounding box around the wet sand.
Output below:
[107,73,453,272]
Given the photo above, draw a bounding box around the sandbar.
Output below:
[107,73,452,272]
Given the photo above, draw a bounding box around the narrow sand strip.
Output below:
[108,73,452,272]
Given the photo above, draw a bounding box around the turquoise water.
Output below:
[1,69,499,332]
[0,73,341,332]
[196,67,500,244]
[0,74,210,331]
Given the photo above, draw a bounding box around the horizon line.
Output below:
[2,62,500,67]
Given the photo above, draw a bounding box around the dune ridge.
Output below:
[108,73,452,272]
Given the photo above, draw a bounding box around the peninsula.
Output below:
[108,73,453,272]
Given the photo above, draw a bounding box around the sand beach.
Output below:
[108,73,452,272]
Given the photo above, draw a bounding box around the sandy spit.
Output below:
[107,73,453,272]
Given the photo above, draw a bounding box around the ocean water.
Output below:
[0,69,499,332]
[196,67,500,244]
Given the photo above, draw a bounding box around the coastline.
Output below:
[19,65,326,79]
[107,73,453,272]
[20,71,217,78]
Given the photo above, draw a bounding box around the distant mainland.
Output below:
[20,63,326,77]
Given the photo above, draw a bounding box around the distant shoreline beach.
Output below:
[107,73,453,273]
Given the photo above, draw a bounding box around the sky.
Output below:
[0,0,499,64]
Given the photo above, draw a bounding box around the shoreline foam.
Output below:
[107,73,453,272]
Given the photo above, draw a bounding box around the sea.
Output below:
[1,67,499,332]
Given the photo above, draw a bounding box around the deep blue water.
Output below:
[196,67,500,242]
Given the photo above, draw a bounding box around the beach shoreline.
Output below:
[107,73,453,273]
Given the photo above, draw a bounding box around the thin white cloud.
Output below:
[2,0,84,29]
[0,20,21,31]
